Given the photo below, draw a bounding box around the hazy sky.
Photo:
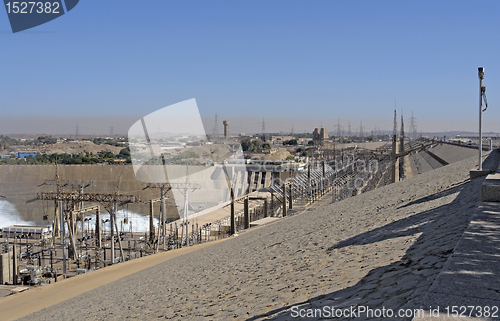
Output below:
[1,1,500,135]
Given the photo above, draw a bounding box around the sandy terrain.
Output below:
[0,240,227,321]
[9,141,124,155]
[4,153,489,321]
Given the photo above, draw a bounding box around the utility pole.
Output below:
[391,109,398,183]
[160,186,167,249]
[183,185,189,246]
[230,189,235,235]
[478,67,488,171]
[145,182,200,246]
[399,113,406,180]
[110,202,115,264]
[39,179,96,238]
[144,184,172,248]
[61,201,66,275]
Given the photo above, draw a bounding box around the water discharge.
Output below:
[79,210,159,233]
[0,200,35,229]
[0,200,157,233]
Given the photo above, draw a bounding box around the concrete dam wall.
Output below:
[0,164,250,227]
[0,165,176,226]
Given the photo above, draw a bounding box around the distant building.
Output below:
[271,135,295,145]
[223,120,229,137]
[297,138,310,145]
[17,152,36,159]
[313,128,329,145]
[2,225,51,239]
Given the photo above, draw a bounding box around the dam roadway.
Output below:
[0,152,493,320]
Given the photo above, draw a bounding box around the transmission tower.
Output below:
[262,118,266,134]
[409,111,417,140]
[76,123,79,140]
[347,121,351,139]
[32,191,140,265]
[110,124,114,136]
[334,118,342,140]
[291,125,294,135]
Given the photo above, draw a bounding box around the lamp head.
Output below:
[479,67,485,79]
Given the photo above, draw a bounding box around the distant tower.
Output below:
[409,111,417,140]
[213,113,219,137]
[393,110,398,139]
[110,124,114,136]
[223,120,229,137]
[291,125,294,135]
[313,127,329,145]
[391,109,398,183]
[347,121,351,139]
[76,123,79,140]
[261,118,266,134]
[399,112,406,180]
[400,113,405,147]
[320,128,328,140]
[359,120,364,142]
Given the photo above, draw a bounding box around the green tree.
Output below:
[118,147,131,158]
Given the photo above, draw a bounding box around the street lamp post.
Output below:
[84,217,92,237]
[479,67,485,170]
[101,218,110,263]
